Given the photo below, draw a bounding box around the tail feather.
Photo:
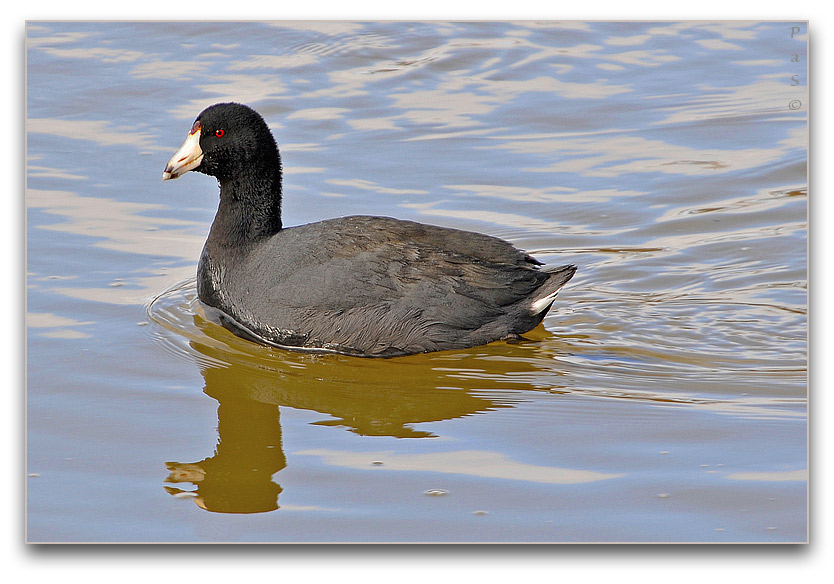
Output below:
[529,264,577,315]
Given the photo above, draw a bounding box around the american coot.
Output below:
[162,103,576,357]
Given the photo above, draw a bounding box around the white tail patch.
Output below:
[530,286,565,314]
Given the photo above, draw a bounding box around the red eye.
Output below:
[215,129,225,138]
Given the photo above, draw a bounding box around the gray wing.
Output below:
[240,216,554,354]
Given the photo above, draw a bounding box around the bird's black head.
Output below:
[163,102,281,184]
[163,102,285,241]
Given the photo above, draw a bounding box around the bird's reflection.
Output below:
[164,314,564,514]
[164,394,284,513]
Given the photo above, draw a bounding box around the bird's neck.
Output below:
[208,162,283,248]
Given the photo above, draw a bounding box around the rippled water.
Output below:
[26,21,807,542]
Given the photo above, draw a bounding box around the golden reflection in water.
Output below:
[164,389,285,514]
[158,298,592,513]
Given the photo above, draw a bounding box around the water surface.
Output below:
[26,20,807,542]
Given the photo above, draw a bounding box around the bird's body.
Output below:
[163,103,576,357]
